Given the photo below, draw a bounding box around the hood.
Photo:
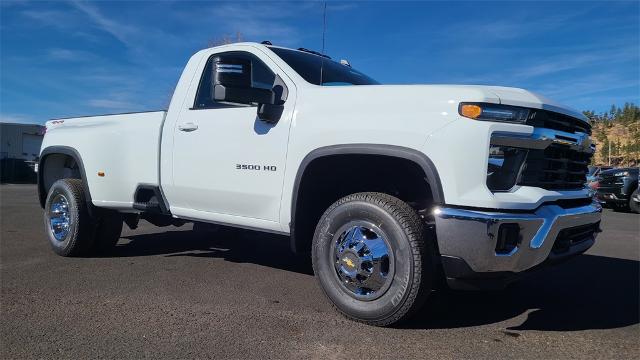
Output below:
[478,85,588,122]
[314,84,587,122]
[418,84,587,121]
[600,168,639,176]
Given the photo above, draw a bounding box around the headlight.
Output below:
[459,103,530,124]
[614,171,629,177]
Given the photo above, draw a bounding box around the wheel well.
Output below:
[291,154,435,253]
[38,152,83,208]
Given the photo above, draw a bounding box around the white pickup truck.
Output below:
[39,42,602,326]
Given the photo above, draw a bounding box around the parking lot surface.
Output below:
[1,184,639,359]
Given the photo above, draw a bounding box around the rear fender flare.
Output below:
[38,146,92,209]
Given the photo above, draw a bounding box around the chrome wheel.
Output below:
[49,194,70,241]
[333,225,394,300]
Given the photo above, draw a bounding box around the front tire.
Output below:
[312,192,434,326]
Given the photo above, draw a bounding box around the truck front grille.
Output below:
[526,110,591,135]
[518,143,592,190]
[597,173,621,186]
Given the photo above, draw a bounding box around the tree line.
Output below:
[584,103,640,167]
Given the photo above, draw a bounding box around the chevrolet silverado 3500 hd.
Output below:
[39,42,602,326]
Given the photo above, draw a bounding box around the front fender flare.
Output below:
[289,144,444,252]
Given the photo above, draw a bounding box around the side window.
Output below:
[193,52,276,109]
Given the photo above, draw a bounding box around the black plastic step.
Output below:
[132,199,161,212]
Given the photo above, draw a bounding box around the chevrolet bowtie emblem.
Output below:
[343,257,355,268]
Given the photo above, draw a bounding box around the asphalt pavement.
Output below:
[1,184,638,359]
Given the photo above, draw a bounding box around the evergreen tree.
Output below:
[586,103,639,166]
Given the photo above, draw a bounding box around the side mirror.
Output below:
[257,76,288,124]
[212,57,276,105]
[257,103,284,124]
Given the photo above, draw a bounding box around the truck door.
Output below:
[167,49,295,228]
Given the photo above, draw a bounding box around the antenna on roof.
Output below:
[320,1,327,85]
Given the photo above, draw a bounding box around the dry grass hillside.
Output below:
[584,103,640,167]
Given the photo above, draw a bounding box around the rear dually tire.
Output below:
[43,179,122,256]
[44,179,94,256]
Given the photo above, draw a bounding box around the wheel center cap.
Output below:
[332,225,393,300]
[341,252,359,271]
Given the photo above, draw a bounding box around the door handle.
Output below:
[178,122,198,132]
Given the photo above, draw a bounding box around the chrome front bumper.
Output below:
[433,203,602,274]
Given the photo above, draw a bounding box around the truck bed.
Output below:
[41,111,167,209]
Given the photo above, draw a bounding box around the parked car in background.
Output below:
[596,168,639,212]
[630,186,640,214]
[587,165,613,183]
[0,158,38,183]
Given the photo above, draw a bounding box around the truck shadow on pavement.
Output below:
[118,228,639,332]
[409,254,639,331]
[117,227,314,275]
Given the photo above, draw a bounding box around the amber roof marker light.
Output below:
[460,104,483,119]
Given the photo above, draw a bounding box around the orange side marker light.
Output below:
[460,104,483,119]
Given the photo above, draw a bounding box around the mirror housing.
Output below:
[257,103,284,124]
[212,56,276,105]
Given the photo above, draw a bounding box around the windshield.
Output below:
[268,47,379,86]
